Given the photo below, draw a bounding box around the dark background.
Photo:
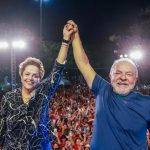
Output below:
[0,0,150,86]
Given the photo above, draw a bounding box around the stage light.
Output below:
[0,39,27,89]
[120,54,123,58]
[0,41,9,49]
[12,40,26,49]
[119,54,128,58]
[128,45,144,60]
[129,51,143,60]
[124,54,128,58]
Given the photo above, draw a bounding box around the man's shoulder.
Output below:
[92,74,111,95]
[134,91,150,98]
[92,74,110,87]
[131,91,150,105]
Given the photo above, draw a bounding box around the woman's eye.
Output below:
[34,76,39,78]
[33,75,40,78]
[25,73,30,76]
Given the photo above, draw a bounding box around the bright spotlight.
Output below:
[124,54,128,58]
[12,40,26,49]
[0,41,9,49]
[129,51,143,60]
[120,54,123,58]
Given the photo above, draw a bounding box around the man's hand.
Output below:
[63,22,75,41]
[66,20,79,41]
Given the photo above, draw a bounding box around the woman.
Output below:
[0,22,74,150]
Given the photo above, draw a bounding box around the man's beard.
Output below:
[111,81,135,95]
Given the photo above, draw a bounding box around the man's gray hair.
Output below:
[110,58,138,77]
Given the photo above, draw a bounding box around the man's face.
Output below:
[110,61,137,95]
[21,65,40,92]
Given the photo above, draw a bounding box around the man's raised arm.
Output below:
[69,20,96,89]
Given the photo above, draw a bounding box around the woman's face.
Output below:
[21,65,40,92]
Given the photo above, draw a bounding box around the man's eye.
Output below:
[115,72,121,74]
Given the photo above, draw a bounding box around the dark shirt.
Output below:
[0,61,65,150]
[91,74,150,150]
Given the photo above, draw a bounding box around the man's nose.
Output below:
[120,73,127,80]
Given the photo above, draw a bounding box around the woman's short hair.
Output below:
[19,57,45,79]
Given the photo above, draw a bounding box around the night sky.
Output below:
[0,0,150,83]
[0,0,149,41]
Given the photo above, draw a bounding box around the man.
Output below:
[0,22,74,150]
[68,20,150,150]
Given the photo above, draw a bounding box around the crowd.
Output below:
[50,82,95,150]
[49,81,150,150]
[0,80,150,149]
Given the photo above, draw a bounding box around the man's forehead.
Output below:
[113,61,136,73]
[115,61,135,69]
